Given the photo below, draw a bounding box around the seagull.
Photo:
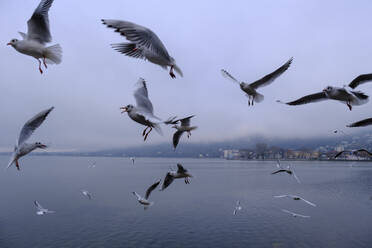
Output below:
[120,78,162,141]
[101,19,182,79]
[281,209,310,218]
[89,161,96,168]
[130,157,135,164]
[233,200,242,215]
[221,58,293,106]
[7,0,62,74]
[271,160,301,183]
[7,107,54,171]
[334,149,372,158]
[34,200,55,215]
[347,117,372,128]
[170,115,197,150]
[132,180,161,210]
[161,163,192,190]
[81,190,92,200]
[277,74,372,111]
[274,195,316,207]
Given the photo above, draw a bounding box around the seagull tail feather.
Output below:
[44,44,63,64]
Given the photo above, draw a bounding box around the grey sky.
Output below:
[1,0,372,151]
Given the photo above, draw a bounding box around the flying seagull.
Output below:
[101,19,182,78]
[7,107,54,171]
[81,190,92,200]
[7,0,62,74]
[271,160,301,183]
[277,74,372,111]
[233,200,242,215]
[120,78,162,141]
[274,195,316,207]
[170,115,197,150]
[132,180,161,210]
[347,117,372,128]
[34,200,55,215]
[334,149,372,158]
[130,157,135,164]
[89,161,96,168]
[161,163,192,190]
[281,209,310,218]
[221,57,293,106]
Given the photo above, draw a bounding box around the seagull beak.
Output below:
[120,106,128,113]
[6,42,11,46]
[39,144,48,149]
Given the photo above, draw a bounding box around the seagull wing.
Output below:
[278,92,328,106]
[250,57,293,89]
[300,198,317,207]
[101,19,171,61]
[297,213,311,218]
[281,209,294,215]
[27,0,54,44]
[276,159,283,169]
[348,73,372,89]
[145,180,161,199]
[34,200,44,210]
[274,195,289,198]
[180,115,195,127]
[161,173,174,190]
[17,107,54,147]
[173,131,184,149]
[221,69,240,84]
[134,78,154,114]
[293,171,301,184]
[356,149,372,156]
[176,163,187,173]
[347,118,372,128]
[132,192,142,200]
[334,151,346,158]
[271,169,286,174]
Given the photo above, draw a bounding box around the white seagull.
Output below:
[281,209,310,218]
[7,107,54,171]
[7,0,62,74]
[120,78,162,141]
[271,160,301,183]
[132,180,161,210]
[347,117,372,128]
[169,115,197,150]
[34,200,55,215]
[101,19,182,79]
[233,200,242,215]
[221,58,293,106]
[277,73,372,111]
[274,195,316,207]
[161,163,192,190]
[81,190,92,200]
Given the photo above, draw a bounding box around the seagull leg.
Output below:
[169,65,176,78]
[142,127,149,136]
[43,56,48,69]
[144,127,153,141]
[15,159,20,171]
[37,59,43,74]
[187,131,191,138]
[347,102,352,111]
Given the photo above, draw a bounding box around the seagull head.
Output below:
[120,104,133,113]
[323,86,333,94]
[7,39,18,47]
[171,125,178,129]
[35,142,47,149]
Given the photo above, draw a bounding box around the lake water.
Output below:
[0,156,371,248]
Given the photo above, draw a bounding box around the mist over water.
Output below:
[0,156,371,248]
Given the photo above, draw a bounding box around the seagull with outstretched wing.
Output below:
[277,73,372,111]
[161,163,192,190]
[81,190,93,200]
[334,149,372,158]
[7,107,54,171]
[101,19,182,78]
[34,200,55,215]
[233,200,242,215]
[171,115,197,150]
[133,180,161,210]
[281,209,310,218]
[7,0,62,74]
[120,78,162,141]
[221,58,293,106]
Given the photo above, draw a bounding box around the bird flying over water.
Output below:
[7,107,54,171]
[281,209,310,218]
[120,78,162,141]
[233,200,242,215]
[334,149,372,158]
[277,74,372,111]
[101,19,182,78]
[221,58,293,106]
[271,160,301,183]
[161,163,192,190]
[81,190,92,200]
[169,115,197,149]
[274,195,316,207]
[34,200,55,215]
[347,117,372,128]
[132,180,161,210]
[7,0,62,74]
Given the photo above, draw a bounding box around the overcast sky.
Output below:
[1,0,372,151]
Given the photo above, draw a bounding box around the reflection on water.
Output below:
[0,156,371,248]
